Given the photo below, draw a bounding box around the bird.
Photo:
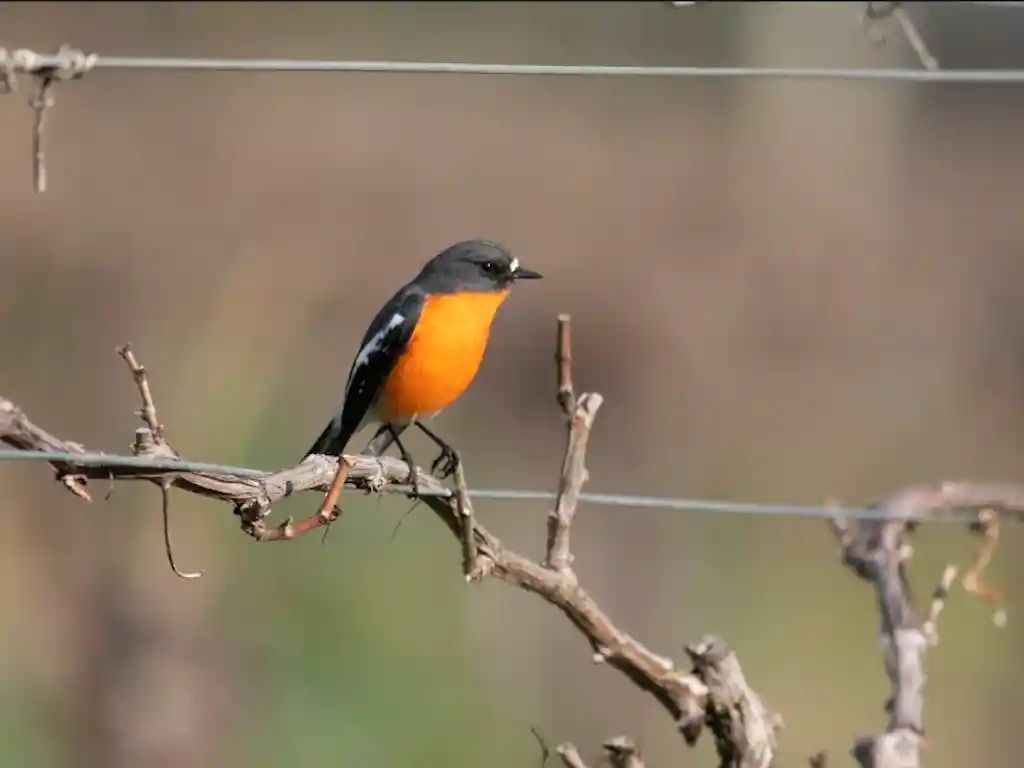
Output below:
[304,239,542,494]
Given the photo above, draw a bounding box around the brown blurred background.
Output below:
[1,2,1023,766]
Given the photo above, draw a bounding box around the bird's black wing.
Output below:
[304,286,424,458]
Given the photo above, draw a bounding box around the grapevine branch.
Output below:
[830,499,958,768]
[0,315,781,763]
[2,317,1020,766]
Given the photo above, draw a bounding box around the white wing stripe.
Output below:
[344,312,405,396]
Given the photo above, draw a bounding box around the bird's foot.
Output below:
[430,446,459,479]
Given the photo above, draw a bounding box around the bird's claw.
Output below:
[431,448,459,479]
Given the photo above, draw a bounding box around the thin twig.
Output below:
[60,469,92,501]
[531,726,552,768]
[250,458,350,542]
[318,455,350,518]
[117,344,164,439]
[962,508,1007,627]
[862,3,939,72]
[892,5,939,71]
[546,316,603,572]
[5,46,96,193]
[923,565,958,641]
[556,314,574,416]
[556,744,591,768]
[29,75,54,193]
[160,478,202,579]
[453,453,484,581]
[545,392,602,572]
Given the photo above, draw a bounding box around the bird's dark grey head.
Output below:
[415,239,543,293]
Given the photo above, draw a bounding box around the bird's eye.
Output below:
[481,261,500,274]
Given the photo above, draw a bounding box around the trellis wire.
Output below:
[3,34,1016,521]
[15,53,1024,83]
[0,449,977,522]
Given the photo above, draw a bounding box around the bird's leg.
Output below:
[364,423,399,457]
[415,422,459,479]
[388,425,420,497]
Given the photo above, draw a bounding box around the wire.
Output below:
[0,449,976,522]
[14,53,1024,83]
[0,450,265,477]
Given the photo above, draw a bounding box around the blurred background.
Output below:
[1,2,1023,766]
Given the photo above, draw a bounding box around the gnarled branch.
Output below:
[0,318,712,752]
[3,317,1019,766]
[686,635,779,768]
[831,493,961,768]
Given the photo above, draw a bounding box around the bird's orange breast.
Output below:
[376,290,509,422]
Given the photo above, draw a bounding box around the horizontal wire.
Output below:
[0,449,975,522]
[0,449,266,477]
[15,54,1024,83]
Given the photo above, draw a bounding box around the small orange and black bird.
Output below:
[305,239,542,489]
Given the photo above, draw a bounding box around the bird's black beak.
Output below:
[513,265,543,280]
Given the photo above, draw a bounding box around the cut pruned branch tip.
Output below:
[861,2,939,71]
[117,343,165,440]
[546,315,603,573]
[0,45,96,193]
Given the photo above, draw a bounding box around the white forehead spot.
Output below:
[510,257,519,273]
